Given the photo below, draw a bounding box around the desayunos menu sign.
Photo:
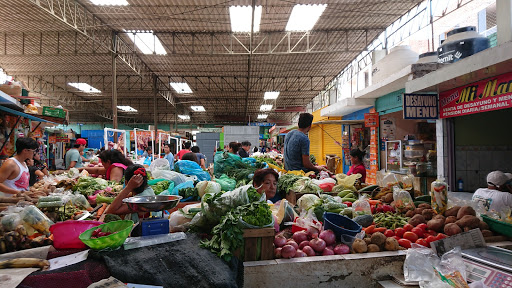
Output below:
[439,72,512,118]
[403,94,438,120]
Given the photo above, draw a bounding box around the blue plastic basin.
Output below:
[323,212,362,239]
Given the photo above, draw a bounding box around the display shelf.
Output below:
[405,41,512,93]
[0,90,24,111]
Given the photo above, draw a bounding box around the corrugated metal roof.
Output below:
[0,0,422,124]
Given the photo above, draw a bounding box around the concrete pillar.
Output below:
[436,119,448,180]
[497,0,512,45]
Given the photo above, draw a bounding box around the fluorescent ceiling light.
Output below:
[264,91,280,100]
[178,115,190,120]
[258,114,268,119]
[117,105,137,112]
[260,104,273,112]
[286,4,327,32]
[229,5,262,33]
[126,30,166,55]
[190,105,205,112]
[68,83,101,93]
[170,82,193,94]
[90,0,128,5]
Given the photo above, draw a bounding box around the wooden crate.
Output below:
[234,228,275,262]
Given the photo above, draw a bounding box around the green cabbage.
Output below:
[297,194,319,212]
[196,181,222,198]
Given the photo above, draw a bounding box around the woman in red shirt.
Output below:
[347,149,366,183]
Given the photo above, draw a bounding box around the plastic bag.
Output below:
[70,194,91,209]
[174,160,211,181]
[169,203,201,232]
[431,178,448,215]
[393,186,415,213]
[291,178,322,194]
[352,194,372,216]
[335,173,362,191]
[149,158,171,173]
[0,211,23,231]
[293,209,322,232]
[273,199,297,225]
[169,180,195,200]
[213,151,243,177]
[215,174,236,191]
[20,205,54,235]
[143,157,152,166]
[152,170,187,185]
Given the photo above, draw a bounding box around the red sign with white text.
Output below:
[439,72,512,118]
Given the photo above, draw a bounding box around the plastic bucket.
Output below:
[323,212,362,239]
[50,220,103,249]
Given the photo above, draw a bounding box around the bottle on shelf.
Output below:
[457,178,464,192]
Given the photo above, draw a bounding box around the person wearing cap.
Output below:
[503,173,512,193]
[472,171,512,213]
[65,138,88,169]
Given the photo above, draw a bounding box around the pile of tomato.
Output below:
[364,222,447,249]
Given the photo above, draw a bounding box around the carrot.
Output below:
[86,207,93,212]
[48,234,54,241]
[28,233,43,240]
[368,200,381,205]
[373,227,387,233]
[365,225,375,234]
[96,203,107,219]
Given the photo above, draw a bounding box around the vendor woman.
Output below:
[105,164,154,222]
[253,168,281,203]
[347,148,366,183]
[80,149,133,182]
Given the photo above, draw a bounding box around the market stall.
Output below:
[103,128,127,156]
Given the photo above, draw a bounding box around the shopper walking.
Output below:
[283,113,324,173]
[0,137,38,196]
[175,141,192,161]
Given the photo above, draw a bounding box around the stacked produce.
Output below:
[274,229,350,258]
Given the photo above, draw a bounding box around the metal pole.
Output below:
[153,75,158,159]
[112,32,118,130]
[429,0,435,51]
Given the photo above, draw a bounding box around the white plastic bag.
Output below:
[152,170,187,185]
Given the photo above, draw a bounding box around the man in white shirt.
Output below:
[472,171,512,213]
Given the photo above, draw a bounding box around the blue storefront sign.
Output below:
[403,93,439,120]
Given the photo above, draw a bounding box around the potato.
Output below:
[478,221,489,231]
[352,239,368,253]
[414,208,425,215]
[444,206,461,217]
[409,214,426,227]
[427,218,445,232]
[422,209,435,220]
[481,229,494,237]
[364,237,372,245]
[418,203,432,209]
[405,210,415,218]
[457,206,476,219]
[370,232,387,247]
[367,244,380,252]
[384,237,399,251]
[444,223,462,236]
[445,216,457,224]
[433,214,445,221]
[455,215,480,229]
[383,193,394,203]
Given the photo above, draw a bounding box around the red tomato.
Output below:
[426,235,437,245]
[392,236,401,241]
[384,229,395,237]
[415,239,428,247]
[398,238,412,249]
[403,224,414,232]
[416,223,428,231]
[427,229,438,236]
[436,233,447,241]
[403,231,419,243]
[394,227,405,238]
[411,227,424,238]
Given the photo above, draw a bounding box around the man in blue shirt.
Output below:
[163,143,174,168]
[284,113,323,173]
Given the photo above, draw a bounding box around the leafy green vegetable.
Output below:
[247,187,262,202]
[277,174,304,194]
[253,156,283,169]
[74,177,109,196]
[179,187,199,200]
[223,161,266,182]
[151,180,171,195]
[104,214,122,223]
[200,202,272,262]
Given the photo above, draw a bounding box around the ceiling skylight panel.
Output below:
[286,4,327,32]
[127,31,166,55]
[264,91,280,100]
[90,0,128,5]
[170,82,193,94]
[117,106,137,112]
[68,83,101,93]
[229,6,262,32]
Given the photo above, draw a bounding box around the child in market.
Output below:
[105,164,154,222]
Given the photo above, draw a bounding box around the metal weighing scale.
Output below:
[462,246,512,288]
[123,195,182,236]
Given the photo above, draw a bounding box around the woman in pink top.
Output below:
[347,148,367,183]
[0,138,38,197]
[81,150,133,182]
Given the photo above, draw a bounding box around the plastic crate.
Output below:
[481,215,512,238]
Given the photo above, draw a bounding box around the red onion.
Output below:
[286,240,298,250]
[295,249,307,257]
[319,229,336,246]
[298,240,310,250]
[281,245,296,259]
[302,245,316,256]
[309,237,326,252]
[274,235,287,248]
[307,227,319,239]
[274,247,282,258]
[322,247,334,256]
[333,244,350,255]
[326,245,334,250]
[292,231,308,244]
